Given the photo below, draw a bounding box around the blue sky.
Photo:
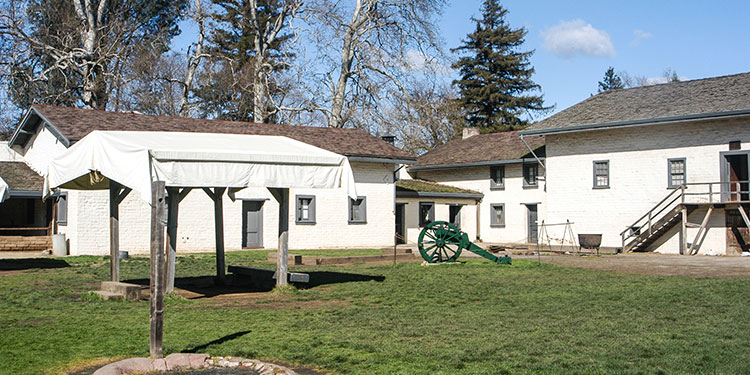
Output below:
[441,0,750,115]
[171,1,750,119]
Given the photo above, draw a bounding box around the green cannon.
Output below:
[417,221,512,264]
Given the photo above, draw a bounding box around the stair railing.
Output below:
[620,180,750,250]
[620,186,684,249]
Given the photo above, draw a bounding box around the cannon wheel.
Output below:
[417,221,466,263]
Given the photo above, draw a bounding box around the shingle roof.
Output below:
[413,130,544,169]
[525,72,750,134]
[396,179,481,195]
[0,162,43,191]
[27,104,413,161]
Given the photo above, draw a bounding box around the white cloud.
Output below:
[541,19,615,59]
[631,29,653,47]
[403,50,451,75]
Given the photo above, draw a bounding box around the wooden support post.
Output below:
[213,188,227,284]
[680,205,688,255]
[165,188,192,293]
[165,188,179,293]
[269,188,290,288]
[150,181,167,359]
[689,206,713,255]
[110,181,121,282]
[277,231,289,287]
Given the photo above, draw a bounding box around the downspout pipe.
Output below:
[520,134,546,171]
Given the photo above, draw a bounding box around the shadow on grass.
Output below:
[184,330,252,353]
[124,270,385,298]
[0,258,70,270]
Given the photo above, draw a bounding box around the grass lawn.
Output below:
[1,250,749,374]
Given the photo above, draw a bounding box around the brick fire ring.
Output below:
[93,353,296,375]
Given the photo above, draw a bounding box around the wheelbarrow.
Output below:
[418,221,511,264]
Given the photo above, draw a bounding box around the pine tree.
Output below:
[598,67,624,92]
[451,0,547,132]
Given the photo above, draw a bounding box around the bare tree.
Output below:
[381,81,461,155]
[298,0,446,128]
[0,0,186,110]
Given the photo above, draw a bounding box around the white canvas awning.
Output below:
[44,130,357,202]
[0,176,8,203]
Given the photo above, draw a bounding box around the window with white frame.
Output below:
[295,195,316,224]
[56,192,68,225]
[348,196,367,224]
[490,203,505,227]
[668,158,686,188]
[490,166,505,189]
[523,164,538,187]
[593,160,609,188]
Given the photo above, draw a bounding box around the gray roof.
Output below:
[523,72,750,135]
[0,162,43,191]
[412,131,544,171]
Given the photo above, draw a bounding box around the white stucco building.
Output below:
[521,72,750,255]
[2,105,414,255]
[397,129,546,246]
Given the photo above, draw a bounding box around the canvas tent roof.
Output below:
[45,131,357,202]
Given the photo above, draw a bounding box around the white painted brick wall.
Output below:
[544,118,750,254]
[397,197,478,245]
[64,161,396,255]
[413,164,546,244]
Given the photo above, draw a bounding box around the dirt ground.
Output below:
[517,253,750,278]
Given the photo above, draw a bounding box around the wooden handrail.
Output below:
[0,227,51,231]
[621,180,750,247]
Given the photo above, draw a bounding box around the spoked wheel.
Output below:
[417,221,465,263]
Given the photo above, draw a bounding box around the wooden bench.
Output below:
[228,265,309,283]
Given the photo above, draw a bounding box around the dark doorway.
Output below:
[526,204,538,243]
[395,203,406,244]
[722,152,750,201]
[449,205,462,230]
[242,201,263,248]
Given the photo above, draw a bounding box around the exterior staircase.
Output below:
[623,205,696,252]
[621,181,750,253]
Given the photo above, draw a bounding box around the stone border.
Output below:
[93,353,296,375]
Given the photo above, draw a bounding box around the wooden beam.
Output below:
[202,187,216,201]
[689,206,713,255]
[737,205,750,229]
[269,188,290,288]
[213,187,227,284]
[150,180,167,359]
[109,181,121,282]
[165,187,180,293]
[178,187,193,203]
[680,205,688,255]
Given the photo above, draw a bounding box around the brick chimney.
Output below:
[462,127,480,139]
[381,135,396,145]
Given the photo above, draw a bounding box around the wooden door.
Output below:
[242,201,263,248]
[395,203,405,244]
[527,204,538,243]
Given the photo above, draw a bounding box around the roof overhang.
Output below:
[520,109,750,136]
[8,106,71,149]
[396,190,483,200]
[409,157,544,172]
[348,156,416,165]
[9,190,43,198]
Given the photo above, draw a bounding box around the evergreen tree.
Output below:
[598,67,624,92]
[451,0,547,132]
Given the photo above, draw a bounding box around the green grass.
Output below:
[1,252,749,375]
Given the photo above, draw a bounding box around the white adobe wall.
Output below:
[15,125,67,175]
[544,118,750,254]
[63,161,396,255]
[397,197,477,245]
[412,164,546,244]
